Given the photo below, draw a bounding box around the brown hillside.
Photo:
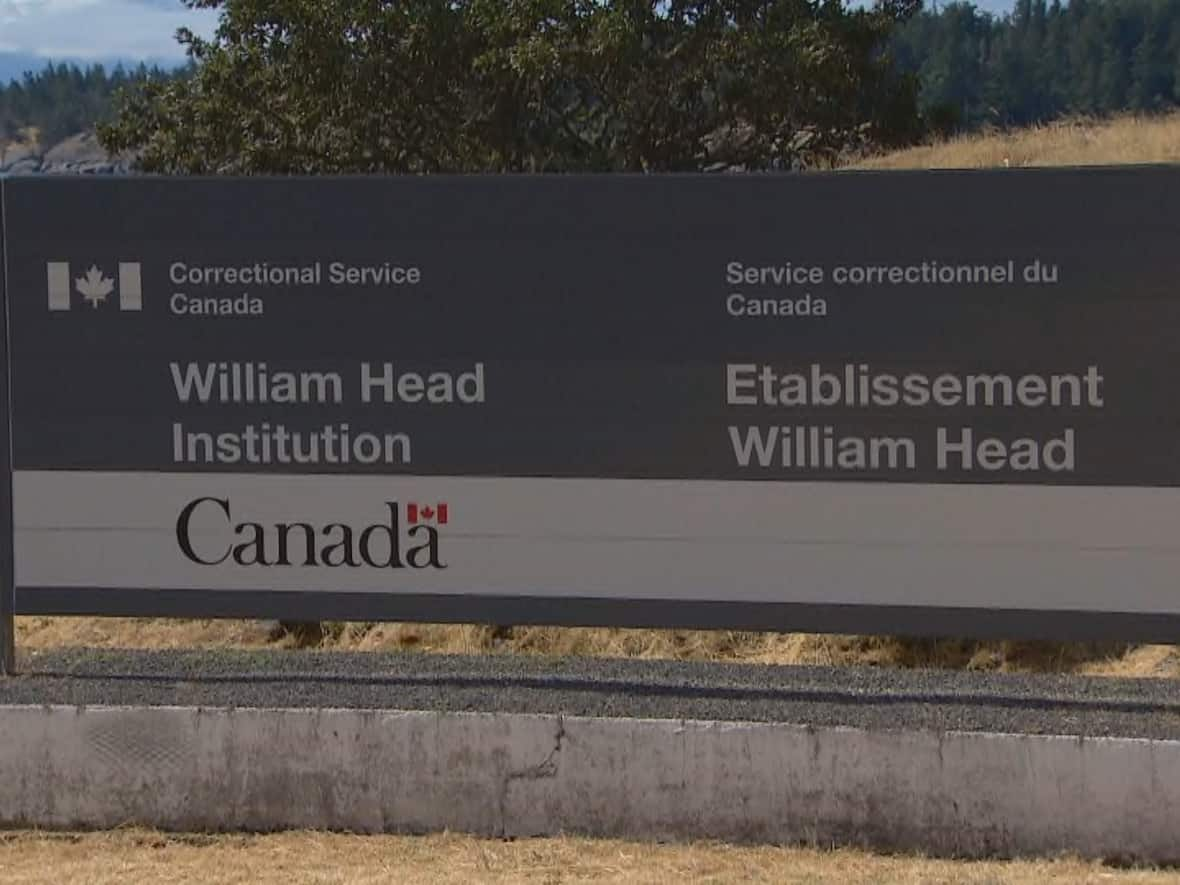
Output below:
[858,114,1180,169]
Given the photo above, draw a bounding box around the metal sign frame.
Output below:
[1,182,14,675]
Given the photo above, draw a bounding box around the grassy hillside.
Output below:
[16,114,1180,677]
[858,114,1180,169]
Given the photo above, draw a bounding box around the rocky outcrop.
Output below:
[0,132,133,175]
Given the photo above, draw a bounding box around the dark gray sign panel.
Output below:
[2,170,1180,640]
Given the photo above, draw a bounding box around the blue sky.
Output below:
[0,0,218,81]
[1,0,1018,84]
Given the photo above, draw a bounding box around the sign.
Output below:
[1,170,1179,640]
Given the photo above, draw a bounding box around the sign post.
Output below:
[0,186,14,676]
[2,171,1180,642]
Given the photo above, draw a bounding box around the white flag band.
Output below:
[46,262,71,311]
[119,262,142,311]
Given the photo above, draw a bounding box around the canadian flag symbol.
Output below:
[47,261,142,311]
[407,502,449,525]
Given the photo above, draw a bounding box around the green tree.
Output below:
[0,62,175,149]
[899,3,991,130]
[99,0,922,174]
[1129,3,1172,109]
[891,0,1180,129]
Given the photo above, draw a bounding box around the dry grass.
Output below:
[14,113,1180,681]
[16,615,1180,678]
[857,113,1180,169]
[0,830,1174,885]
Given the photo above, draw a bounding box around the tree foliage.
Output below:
[0,63,175,147]
[98,0,922,173]
[894,0,1180,131]
[14,1,1180,162]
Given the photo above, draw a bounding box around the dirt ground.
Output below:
[1,830,1176,885]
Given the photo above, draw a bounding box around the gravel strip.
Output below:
[4,648,1180,739]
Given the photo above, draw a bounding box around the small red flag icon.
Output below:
[408,502,449,525]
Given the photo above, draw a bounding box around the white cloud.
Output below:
[0,1,108,26]
[0,0,217,60]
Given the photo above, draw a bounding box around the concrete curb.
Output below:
[1,704,1178,860]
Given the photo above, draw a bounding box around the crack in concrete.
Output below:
[497,716,566,837]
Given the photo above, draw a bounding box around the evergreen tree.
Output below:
[0,62,176,149]
[894,0,1180,131]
